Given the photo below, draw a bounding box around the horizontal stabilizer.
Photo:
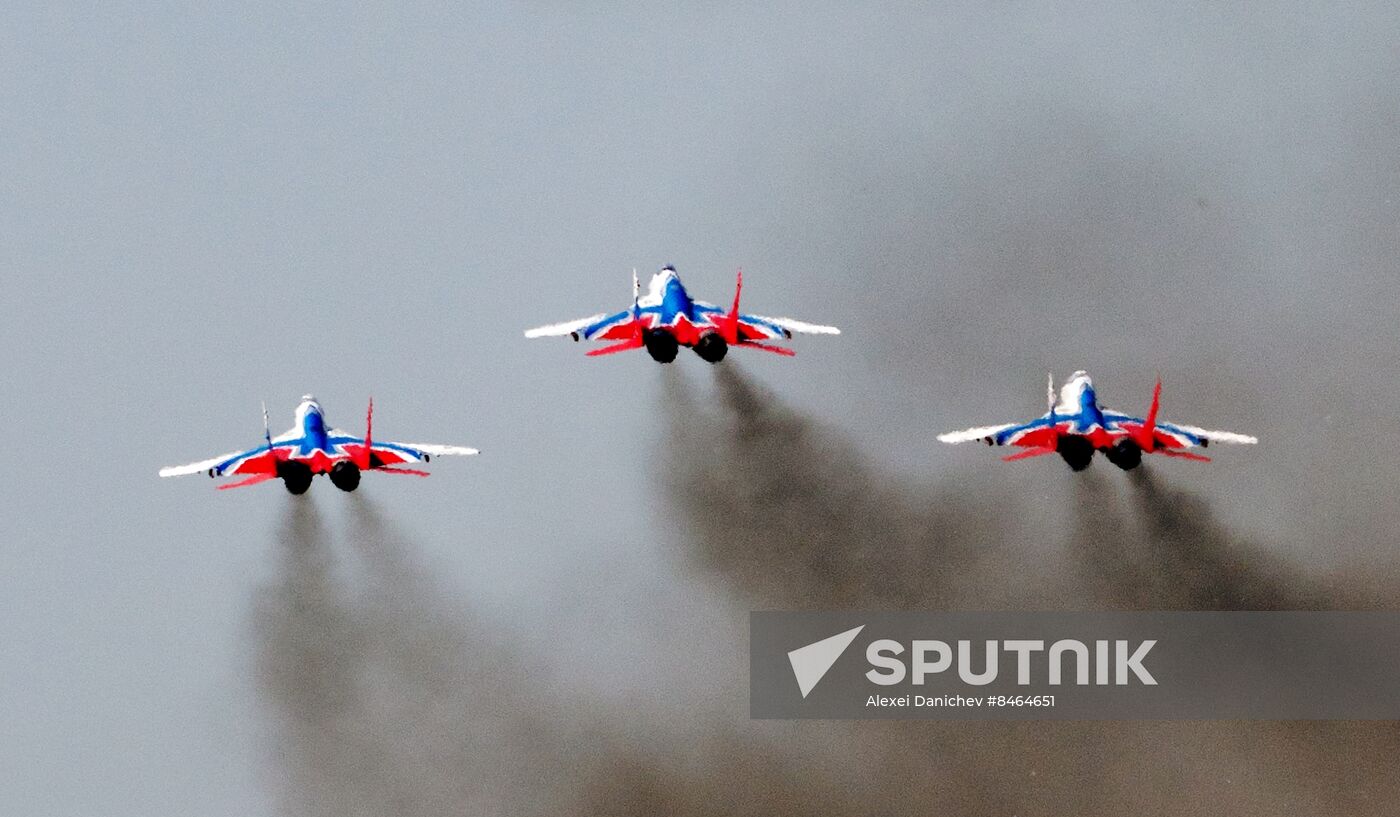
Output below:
[216,473,279,490]
[738,341,797,356]
[1158,449,1212,462]
[585,338,644,356]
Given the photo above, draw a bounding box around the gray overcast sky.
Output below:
[4,3,1400,815]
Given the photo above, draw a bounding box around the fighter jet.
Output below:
[524,266,839,363]
[159,396,478,493]
[937,371,1257,471]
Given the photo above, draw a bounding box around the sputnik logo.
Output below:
[787,625,865,698]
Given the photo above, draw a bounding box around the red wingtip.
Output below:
[1003,447,1056,462]
[374,467,431,476]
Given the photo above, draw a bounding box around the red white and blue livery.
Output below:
[159,396,478,494]
[938,371,1257,471]
[524,266,839,363]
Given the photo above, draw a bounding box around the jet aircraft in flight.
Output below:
[525,266,839,363]
[159,396,477,493]
[938,372,1257,471]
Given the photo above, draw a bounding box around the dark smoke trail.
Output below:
[335,498,582,817]
[253,496,586,816]
[663,366,1131,812]
[572,731,866,817]
[1066,469,1400,813]
[251,499,382,816]
[1065,469,1154,609]
[666,364,1023,609]
[1066,466,1341,610]
[1125,466,1340,610]
[1114,469,1400,808]
[255,491,873,817]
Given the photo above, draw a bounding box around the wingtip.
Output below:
[1213,431,1259,445]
